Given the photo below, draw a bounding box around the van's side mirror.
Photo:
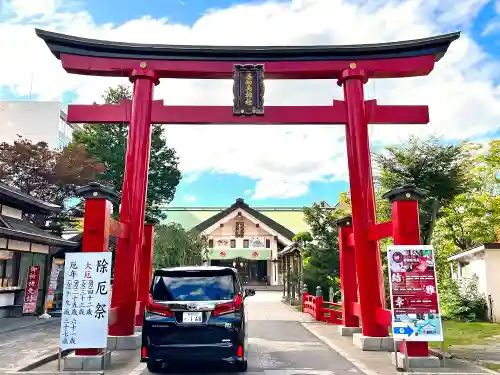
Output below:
[244,288,256,297]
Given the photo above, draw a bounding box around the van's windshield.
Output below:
[151,270,236,302]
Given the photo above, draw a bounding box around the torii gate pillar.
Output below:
[35,28,459,363]
[108,68,159,336]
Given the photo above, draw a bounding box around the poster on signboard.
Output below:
[60,252,112,350]
[23,266,41,314]
[45,259,64,311]
[387,245,444,342]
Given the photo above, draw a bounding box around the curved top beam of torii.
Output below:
[35,28,460,80]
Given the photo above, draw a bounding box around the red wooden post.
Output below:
[383,185,429,358]
[110,68,159,337]
[336,216,359,328]
[315,286,324,321]
[338,67,387,338]
[302,284,309,313]
[74,182,118,356]
[136,223,155,327]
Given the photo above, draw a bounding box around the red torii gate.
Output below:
[36,29,459,362]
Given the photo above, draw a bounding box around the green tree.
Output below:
[72,85,182,221]
[431,140,500,279]
[435,192,500,251]
[0,136,103,234]
[373,135,470,244]
[153,223,208,269]
[299,203,344,299]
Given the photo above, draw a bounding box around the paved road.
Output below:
[0,320,60,370]
[141,291,361,375]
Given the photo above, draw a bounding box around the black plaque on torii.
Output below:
[233,64,265,116]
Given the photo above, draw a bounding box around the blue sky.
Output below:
[76,0,260,25]
[1,0,499,209]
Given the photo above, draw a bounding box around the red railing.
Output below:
[302,290,342,324]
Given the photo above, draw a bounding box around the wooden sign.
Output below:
[233,64,265,116]
[23,265,41,314]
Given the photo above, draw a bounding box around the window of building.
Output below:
[208,239,214,248]
[265,239,271,248]
[230,239,236,248]
[0,258,15,287]
[58,118,65,132]
[243,239,249,248]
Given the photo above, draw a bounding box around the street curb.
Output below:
[428,348,498,374]
[302,322,495,375]
[11,349,72,372]
[0,319,60,335]
[428,348,452,359]
[280,301,320,323]
[1,372,103,375]
[124,362,146,375]
[301,322,380,375]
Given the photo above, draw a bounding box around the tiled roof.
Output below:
[0,215,77,247]
[161,207,310,234]
[193,198,297,241]
[0,182,61,214]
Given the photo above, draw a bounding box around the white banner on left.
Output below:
[59,252,112,350]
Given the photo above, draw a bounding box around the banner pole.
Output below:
[57,348,62,371]
[403,339,410,372]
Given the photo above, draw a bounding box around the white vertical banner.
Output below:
[60,252,112,350]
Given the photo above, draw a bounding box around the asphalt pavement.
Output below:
[139,291,362,375]
[0,319,60,370]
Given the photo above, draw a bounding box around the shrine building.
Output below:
[162,198,320,287]
[0,183,76,318]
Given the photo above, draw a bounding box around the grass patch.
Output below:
[482,362,500,372]
[429,320,500,350]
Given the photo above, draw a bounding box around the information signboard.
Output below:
[387,245,444,342]
[45,259,64,310]
[23,265,41,314]
[59,252,112,350]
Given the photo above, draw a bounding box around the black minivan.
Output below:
[141,266,255,372]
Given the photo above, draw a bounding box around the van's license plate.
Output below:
[183,312,203,323]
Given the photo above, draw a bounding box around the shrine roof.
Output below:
[0,215,78,247]
[0,182,62,215]
[193,198,296,241]
[36,29,460,62]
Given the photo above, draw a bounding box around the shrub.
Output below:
[440,276,488,322]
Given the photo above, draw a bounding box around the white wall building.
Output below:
[448,243,500,322]
[0,101,81,149]
[192,198,298,286]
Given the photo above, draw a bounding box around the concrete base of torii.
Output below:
[352,333,395,351]
[64,352,111,371]
[390,352,440,370]
[337,326,362,337]
[107,332,142,351]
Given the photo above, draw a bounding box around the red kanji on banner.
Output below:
[23,266,41,314]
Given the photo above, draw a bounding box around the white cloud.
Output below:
[0,0,499,200]
[244,189,252,195]
[483,0,500,36]
[183,174,199,183]
[2,0,60,18]
[252,179,308,200]
[183,195,196,203]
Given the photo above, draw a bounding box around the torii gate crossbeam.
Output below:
[36,28,459,363]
